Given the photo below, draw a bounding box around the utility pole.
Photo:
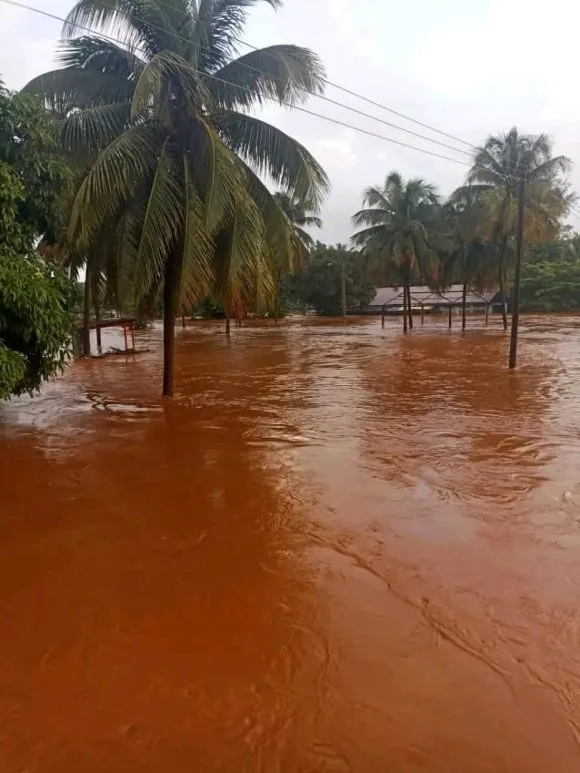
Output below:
[509,177,526,369]
[341,257,347,322]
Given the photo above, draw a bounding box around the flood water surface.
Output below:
[2,316,580,771]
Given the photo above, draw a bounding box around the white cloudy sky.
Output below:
[1,0,579,241]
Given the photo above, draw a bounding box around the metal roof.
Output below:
[370,284,496,308]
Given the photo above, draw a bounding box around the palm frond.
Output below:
[63,0,169,58]
[133,138,185,299]
[69,122,166,244]
[208,45,325,109]
[23,68,135,114]
[217,110,329,206]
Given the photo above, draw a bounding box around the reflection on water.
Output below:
[2,316,580,771]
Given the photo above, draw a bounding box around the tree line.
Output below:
[0,0,576,399]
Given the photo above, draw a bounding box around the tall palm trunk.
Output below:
[225,311,231,336]
[402,283,408,334]
[498,236,508,331]
[462,281,467,331]
[404,266,413,330]
[162,246,181,398]
[92,277,102,353]
[274,267,281,322]
[83,274,91,357]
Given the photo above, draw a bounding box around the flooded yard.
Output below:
[2,315,580,772]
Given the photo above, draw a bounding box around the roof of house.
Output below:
[370,284,496,308]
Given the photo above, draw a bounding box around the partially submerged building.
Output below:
[365,285,500,317]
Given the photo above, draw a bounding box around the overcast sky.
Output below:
[1,0,579,242]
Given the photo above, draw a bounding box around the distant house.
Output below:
[364,284,499,315]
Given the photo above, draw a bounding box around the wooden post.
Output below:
[123,323,128,352]
[448,305,452,330]
[421,303,425,325]
[381,305,385,328]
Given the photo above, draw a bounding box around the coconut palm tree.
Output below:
[270,191,321,318]
[351,172,440,333]
[460,128,571,330]
[443,187,497,330]
[273,192,322,250]
[25,0,328,396]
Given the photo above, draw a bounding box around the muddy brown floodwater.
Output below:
[2,315,580,771]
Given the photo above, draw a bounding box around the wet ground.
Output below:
[2,314,580,772]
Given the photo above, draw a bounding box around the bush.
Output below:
[0,252,75,398]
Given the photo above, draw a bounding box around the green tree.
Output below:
[351,172,440,333]
[0,253,74,399]
[462,128,571,330]
[443,186,496,330]
[271,191,321,318]
[520,238,580,311]
[288,242,375,315]
[0,83,73,399]
[25,0,328,396]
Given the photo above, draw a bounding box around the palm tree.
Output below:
[443,187,495,330]
[25,0,328,396]
[351,172,440,333]
[461,128,571,330]
[273,192,322,250]
[271,191,321,318]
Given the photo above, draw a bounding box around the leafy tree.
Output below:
[286,242,375,315]
[520,238,580,311]
[0,82,71,249]
[351,172,440,333]
[0,254,74,398]
[461,128,571,330]
[25,0,328,396]
[0,83,73,399]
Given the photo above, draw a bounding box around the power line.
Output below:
[0,0,526,181]
[50,0,474,159]
[138,0,480,152]
[1,0,477,170]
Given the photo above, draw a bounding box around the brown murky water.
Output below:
[2,315,580,772]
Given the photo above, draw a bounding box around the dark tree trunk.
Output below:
[498,237,508,331]
[405,271,413,330]
[403,283,408,334]
[83,275,91,357]
[225,312,231,336]
[93,278,102,353]
[162,248,180,398]
[462,281,467,331]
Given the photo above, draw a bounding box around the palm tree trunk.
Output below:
[498,237,508,331]
[83,275,91,357]
[403,283,408,334]
[225,312,231,336]
[404,271,413,330]
[462,281,467,331]
[162,248,180,398]
[92,278,102,353]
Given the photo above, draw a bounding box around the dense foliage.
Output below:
[284,243,375,315]
[0,83,73,399]
[520,240,580,311]
[0,254,74,398]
